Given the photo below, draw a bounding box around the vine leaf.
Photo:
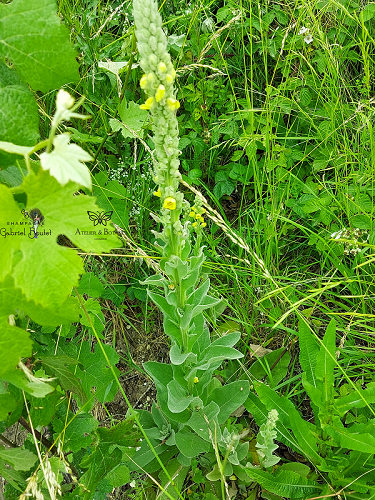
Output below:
[0,447,37,471]
[0,0,79,92]
[0,63,39,167]
[10,170,119,308]
[75,342,120,406]
[41,355,87,404]
[0,322,32,378]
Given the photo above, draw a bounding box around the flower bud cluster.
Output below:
[133,0,187,256]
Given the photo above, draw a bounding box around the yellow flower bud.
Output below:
[153,189,161,197]
[163,197,176,210]
[192,222,198,227]
[194,377,199,383]
[165,74,173,84]
[166,98,180,111]
[158,62,167,73]
[201,222,207,228]
[140,97,154,110]
[140,74,147,89]
[155,84,166,102]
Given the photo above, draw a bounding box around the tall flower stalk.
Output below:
[133,0,188,261]
[131,3,250,496]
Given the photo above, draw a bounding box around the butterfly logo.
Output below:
[87,210,113,226]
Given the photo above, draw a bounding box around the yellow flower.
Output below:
[140,97,154,110]
[192,222,198,227]
[194,377,199,383]
[163,197,176,210]
[189,211,195,218]
[140,74,147,89]
[158,62,167,73]
[201,222,207,228]
[155,85,166,102]
[166,98,180,111]
[153,189,161,197]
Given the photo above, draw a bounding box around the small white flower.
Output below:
[299,26,308,35]
[304,34,314,44]
[52,89,88,129]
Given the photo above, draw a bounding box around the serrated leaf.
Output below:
[11,169,119,308]
[53,412,98,453]
[0,447,37,471]
[0,0,79,92]
[75,342,120,405]
[77,272,105,298]
[40,133,93,189]
[110,101,148,139]
[246,467,321,498]
[41,355,86,403]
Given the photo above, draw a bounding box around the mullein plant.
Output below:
[131,0,251,493]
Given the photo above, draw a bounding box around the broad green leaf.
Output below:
[0,63,39,162]
[248,348,291,388]
[334,382,375,416]
[315,319,336,405]
[79,298,106,337]
[54,412,98,453]
[77,272,105,298]
[110,100,148,139]
[0,392,17,421]
[298,320,320,387]
[0,0,79,92]
[0,321,32,377]
[299,88,312,107]
[361,3,375,21]
[175,429,210,458]
[12,170,119,308]
[167,379,201,413]
[326,416,375,454]
[75,342,120,405]
[0,184,24,280]
[207,381,250,424]
[0,275,79,327]
[352,214,372,230]
[245,467,321,498]
[79,419,139,500]
[41,355,86,403]
[0,447,37,471]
